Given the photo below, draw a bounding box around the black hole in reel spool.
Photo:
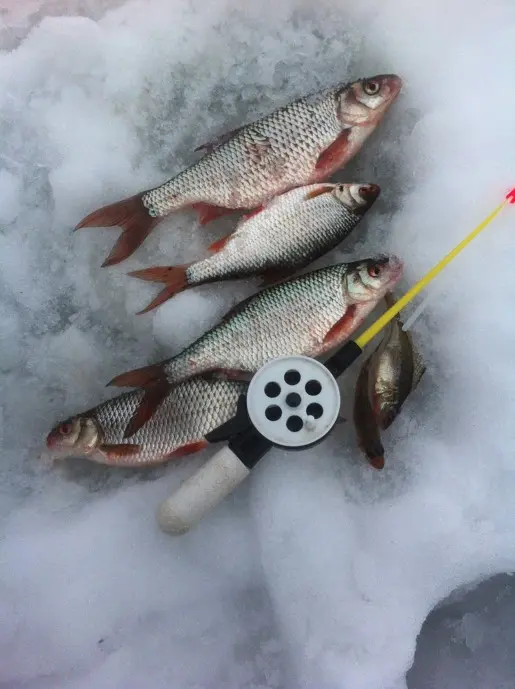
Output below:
[284,369,301,385]
[265,405,282,421]
[305,379,322,396]
[306,403,323,419]
[285,392,301,408]
[264,382,281,398]
[286,415,303,432]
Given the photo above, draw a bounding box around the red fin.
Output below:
[322,304,358,348]
[315,130,351,175]
[304,185,335,200]
[167,440,209,459]
[128,265,190,313]
[107,363,164,389]
[241,205,265,221]
[75,193,160,266]
[99,443,140,464]
[191,203,236,226]
[123,383,170,438]
[208,234,233,253]
[136,287,187,315]
[204,368,253,382]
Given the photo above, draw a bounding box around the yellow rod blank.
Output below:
[355,198,510,350]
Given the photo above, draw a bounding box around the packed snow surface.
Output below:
[2,1,515,688]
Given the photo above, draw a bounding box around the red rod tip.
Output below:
[505,188,515,204]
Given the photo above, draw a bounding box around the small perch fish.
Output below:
[129,182,380,314]
[74,74,401,266]
[109,255,404,438]
[45,377,246,467]
[353,293,426,469]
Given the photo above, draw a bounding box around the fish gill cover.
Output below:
[1,1,515,688]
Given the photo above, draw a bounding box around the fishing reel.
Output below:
[157,354,345,535]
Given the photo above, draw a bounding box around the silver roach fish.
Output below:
[75,74,402,266]
[353,293,426,470]
[128,182,381,314]
[109,255,404,438]
[45,377,246,467]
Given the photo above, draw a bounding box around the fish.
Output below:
[74,74,402,266]
[128,182,381,314]
[45,376,246,467]
[353,293,426,469]
[109,254,404,438]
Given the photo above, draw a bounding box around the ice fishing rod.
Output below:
[157,188,515,535]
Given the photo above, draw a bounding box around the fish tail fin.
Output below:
[75,193,160,266]
[123,382,170,438]
[107,362,166,389]
[128,264,191,314]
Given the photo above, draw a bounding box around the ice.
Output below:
[1,1,515,688]
[408,574,515,689]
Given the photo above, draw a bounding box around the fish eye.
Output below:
[59,422,72,435]
[367,263,382,278]
[363,80,380,96]
[338,185,345,192]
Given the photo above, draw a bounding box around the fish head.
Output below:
[338,74,402,126]
[333,183,381,215]
[45,415,100,459]
[345,254,404,303]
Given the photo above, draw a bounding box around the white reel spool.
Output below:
[246,355,341,449]
[157,356,341,536]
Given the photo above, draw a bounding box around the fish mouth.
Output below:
[385,254,404,283]
[358,183,381,205]
[383,74,403,97]
[45,432,60,450]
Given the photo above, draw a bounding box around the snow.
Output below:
[1,0,515,688]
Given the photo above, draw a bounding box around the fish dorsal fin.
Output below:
[194,125,246,154]
[236,187,302,229]
[202,369,254,383]
[259,267,296,288]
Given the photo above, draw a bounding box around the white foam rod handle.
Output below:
[156,446,250,535]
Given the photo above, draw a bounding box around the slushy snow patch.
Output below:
[1,1,515,688]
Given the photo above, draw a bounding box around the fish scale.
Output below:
[75,74,401,267]
[187,184,371,285]
[128,182,380,314]
[110,255,403,437]
[85,378,245,465]
[142,92,341,215]
[162,264,350,383]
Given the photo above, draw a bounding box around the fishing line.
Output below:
[401,281,445,332]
